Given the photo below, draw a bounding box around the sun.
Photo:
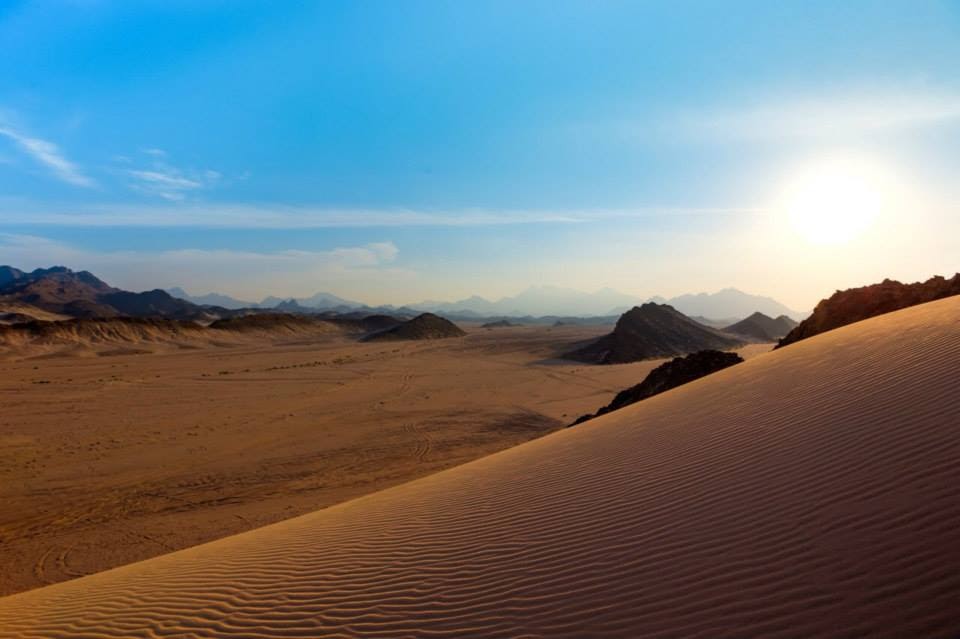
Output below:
[779,157,886,245]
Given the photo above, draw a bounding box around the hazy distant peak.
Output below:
[723,311,798,341]
[166,288,256,309]
[664,288,802,321]
[415,286,641,317]
[167,281,801,320]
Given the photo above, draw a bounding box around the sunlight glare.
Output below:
[780,157,887,245]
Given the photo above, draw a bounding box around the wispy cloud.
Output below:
[122,149,221,201]
[0,201,754,228]
[127,169,205,200]
[0,124,95,187]
[676,92,960,141]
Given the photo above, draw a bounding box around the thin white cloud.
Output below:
[677,92,960,141]
[118,149,221,201]
[0,202,752,228]
[127,169,205,201]
[0,124,95,187]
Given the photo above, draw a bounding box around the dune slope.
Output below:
[1,297,959,638]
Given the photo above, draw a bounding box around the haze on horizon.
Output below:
[1,1,958,311]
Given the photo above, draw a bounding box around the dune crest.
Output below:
[1,297,959,638]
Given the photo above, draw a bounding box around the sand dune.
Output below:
[1,297,958,637]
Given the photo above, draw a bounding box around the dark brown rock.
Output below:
[777,273,960,348]
[363,313,466,341]
[571,349,744,425]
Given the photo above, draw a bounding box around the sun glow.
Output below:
[779,157,889,245]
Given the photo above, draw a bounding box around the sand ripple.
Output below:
[2,297,959,638]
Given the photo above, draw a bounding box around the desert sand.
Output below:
[0,297,956,637]
[0,323,768,597]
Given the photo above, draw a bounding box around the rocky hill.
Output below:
[207,313,339,335]
[0,313,348,354]
[0,265,222,321]
[723,312,798,341]
[363,313,466,342]
[572,350,744,425]
[564,303,744,364]
[340,314,404,334]
[777,273,960,348]
[0,317,206,350]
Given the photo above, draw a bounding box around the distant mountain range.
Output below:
[4,266,804,326]
[166,288,258,310]
[652,288,803,322]
[412,286,640,318]
[167,287,363,311]
[167,283,804,321]
[261,291,360,310]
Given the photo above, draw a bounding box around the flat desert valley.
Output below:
[0,322,770,597]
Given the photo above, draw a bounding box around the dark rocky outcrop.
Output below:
[355,314,405,333]
[571,350,744,425]
[723,312,798,342]
[325,314,404,335]
[363,313,466,341]
[207,313,332,333]
[99,289,213,320]
[564,303,744,364]
[777,274,960,348]
[482,320,515,328]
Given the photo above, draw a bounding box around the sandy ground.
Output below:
[0,323,770,596]
[0,297,956,638]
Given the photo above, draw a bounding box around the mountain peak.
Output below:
[723,311,798,341]
[363,312,466,342]
[1,265,213,321]
[567,303,744,364]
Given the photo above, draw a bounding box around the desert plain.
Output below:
[0,322,769,597]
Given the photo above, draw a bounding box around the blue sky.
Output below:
[0,0,958,307]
